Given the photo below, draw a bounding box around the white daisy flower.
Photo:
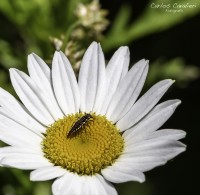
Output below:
[0,42,186,195]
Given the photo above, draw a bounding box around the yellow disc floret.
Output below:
[42,112,124,175]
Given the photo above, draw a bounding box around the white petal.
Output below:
[106,59,149,122]
[10,69,54,125]
[52,172,76,195]
[30,166,66,181]
[28,53,51,81]
[0,108,44,137]
[0,114,42,147]
[76,175,109,195]
[96,174,117,195]
[0,87,46,134]
[123,100,181,143]
[98,46,130,115]
[115,154,164,172]
[0,146,42,161]
[0,131,33,147]
[148,129,186,140]
[1,153,51,170]
[124,139,186,155]
[28,53,64,120]
[120,48,129,79]
[87,175,117,195]
[52,51,80,115]
[117,79,174,131]
[78,42,106,113]
[52,172,116,195]
[101,162,145,183]
[121,139,186,172]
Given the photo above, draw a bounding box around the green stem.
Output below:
[62,21,81,50]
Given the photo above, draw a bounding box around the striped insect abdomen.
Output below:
[67,113,93,138]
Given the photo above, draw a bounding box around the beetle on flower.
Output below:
[0,42,186,195]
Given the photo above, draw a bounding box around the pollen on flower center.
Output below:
[42,113,124,175]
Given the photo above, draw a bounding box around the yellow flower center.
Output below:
[42,113,124,175]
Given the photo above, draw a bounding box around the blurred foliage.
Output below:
[102,0,200,51]
[0,0,199,88]
[147,58,200,87]
[0,0,199,195]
